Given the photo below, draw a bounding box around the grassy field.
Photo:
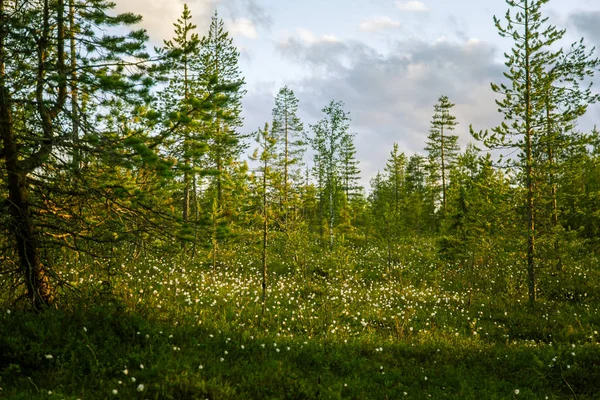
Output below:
[2,241,600,399]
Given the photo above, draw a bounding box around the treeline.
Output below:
[1,0,599,309]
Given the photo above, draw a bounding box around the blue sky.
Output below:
[115,0,600,187]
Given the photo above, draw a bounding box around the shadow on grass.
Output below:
[1,298,599,400]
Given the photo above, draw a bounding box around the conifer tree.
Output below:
[384,143,407,218]
[536,36,599,269]
[198,11,247,208]
[368,172,395,269]
[472,0,598,305]
[191,11,246,264]
[271,86,305,221]
[250,123,277,315]
[441,145,514,302]
[0,0,159,307]
[368,144,407,266]
[405,154,428,233]
[159,4,203,227]
[339,132,362,200]
[425,95,459,216]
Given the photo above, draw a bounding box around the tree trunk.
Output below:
[69,0,80,171]
[192,174,199,259]
[0,88,53,307]
[524,0,536,306]
[261,153,268,315]
[0,0,54,308]
[441,125,446,216]
[183,165,190,223]
[329,178,334,251]
[545,92,562,271]
[283,109,289,227]
[182,40,190,225]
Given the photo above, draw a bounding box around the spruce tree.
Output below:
[159,4,203,227]
[191,11,246,265]
[339,132,362,200]
[441,145,514,303]
[405,154,427,233]
[198,11,246,208]
[384,143,407,218]
[368,172,395,270]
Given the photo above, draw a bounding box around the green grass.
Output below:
[1,243,600,399]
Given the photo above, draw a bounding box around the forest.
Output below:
[2,0,600,398]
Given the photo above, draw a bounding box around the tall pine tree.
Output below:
[425,95,459,217]
[271,86,305,221]
[198,11,246,209]
[472,0,598,305]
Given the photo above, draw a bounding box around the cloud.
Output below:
[359,16,401,32]
[227,17,258,39]
[294,29,341,45]
[274,36,505,186]
[565,11,600,132]
[277,28,342,56]
[395,1,430,12]
[221,0,273,29]
[568,11,600,46]
[276,34,378,76]
[112,0,270,44]
[113,0,203,43]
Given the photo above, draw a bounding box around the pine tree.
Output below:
[368,144,407,267]
[159,4,203,226]
[384,143,407,218]
[190,10,246,265]
[339,132,361,200]
[271,86,305,220]
[425,95,459,217]
[405,154,427,233]
[441,145,514,303]
[537,36,599,270]
[368,172,395,270]
[559,128,600,245]
[198,11,247,207]
[471,0,598,305]
[0,0,159,307]
[250,123,277,315]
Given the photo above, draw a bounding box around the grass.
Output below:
[1,241,600,399]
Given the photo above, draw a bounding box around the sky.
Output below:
[113,0,600,188]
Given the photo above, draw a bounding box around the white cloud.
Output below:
[395,1,430,12]
[112,0,270,44]
[297,28,316,43]
[322,34,341,43]
[467,38,481,47]
[358,16,401,32]
[227,17,258,39]
[293,29,340,45]
[112,0,217,44]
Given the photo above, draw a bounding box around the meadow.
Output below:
[2,239,600,399]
